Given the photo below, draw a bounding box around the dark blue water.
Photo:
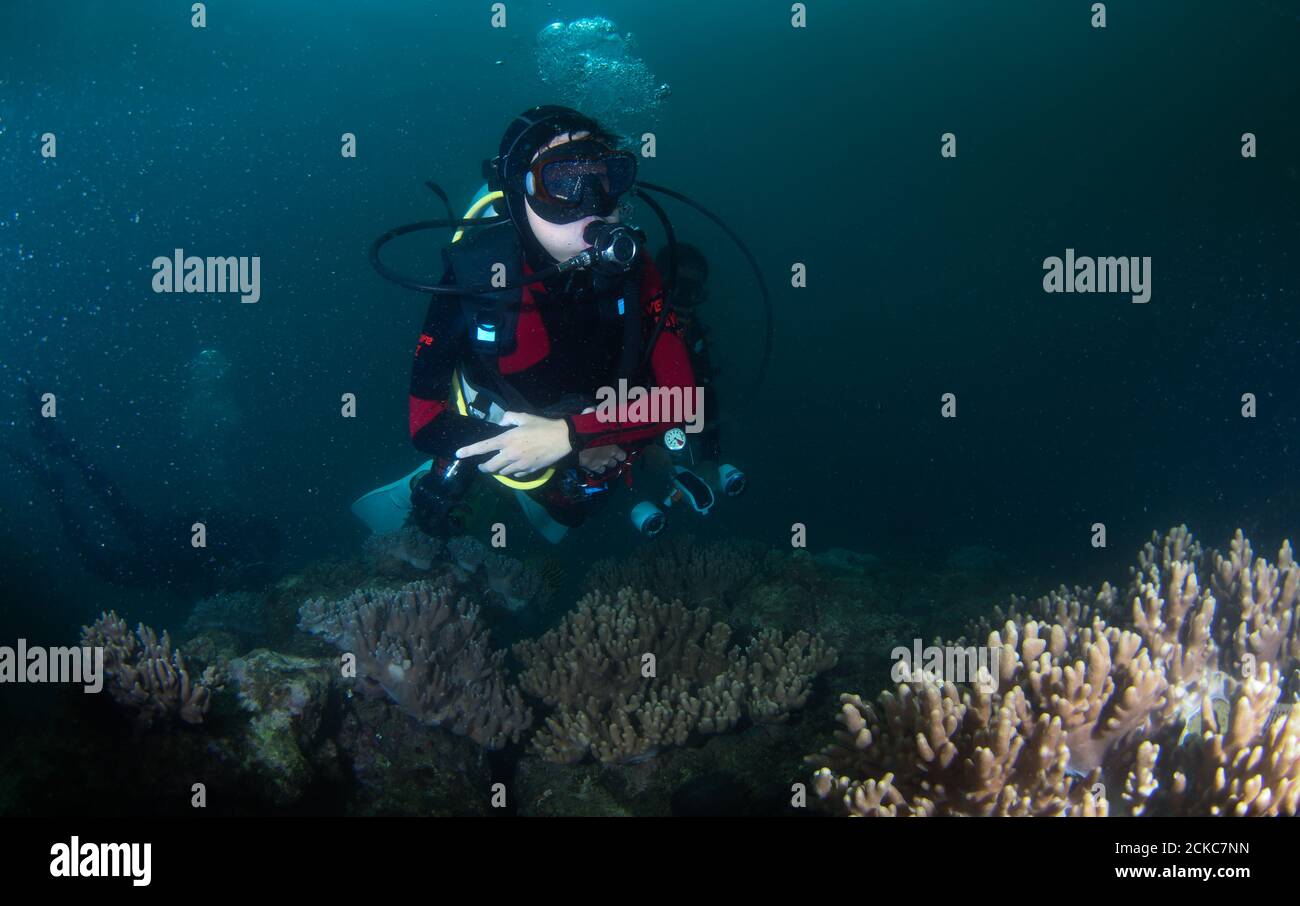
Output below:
[1,1,1297,690]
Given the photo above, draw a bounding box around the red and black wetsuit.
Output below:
[408,254,696,508]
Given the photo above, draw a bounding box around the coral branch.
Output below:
[808,527,1300,816]
[515,588,835,764]
[81,611,220,728]
[299,581,531,750]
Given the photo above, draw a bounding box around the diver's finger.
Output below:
[503,453,535,475]
[478,451,516,474]
[456,436,505,459]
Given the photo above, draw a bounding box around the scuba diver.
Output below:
[361,104,773,543]
[402,106,694,541]
[4,385,279,592]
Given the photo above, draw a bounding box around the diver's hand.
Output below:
[455,412,572,477]
[579,444,626,475]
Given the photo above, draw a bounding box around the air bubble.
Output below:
[534,17,669,135]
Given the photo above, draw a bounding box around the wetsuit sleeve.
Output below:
[409,267,506,457]
[566,257,698,448]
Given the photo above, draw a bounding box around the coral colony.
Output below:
[809,529,1300,816]
[72,527,1300,816]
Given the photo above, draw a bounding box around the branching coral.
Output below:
[81,611,221,728]
[514,588,836,764]
[298,581,531,750]
[808,527,1300,816]
[1206,531,1300,673]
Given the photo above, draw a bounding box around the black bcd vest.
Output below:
[441,222,645,416]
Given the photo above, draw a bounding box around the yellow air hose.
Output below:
[451,190,555,491]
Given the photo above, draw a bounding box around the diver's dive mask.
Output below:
[524,139,637,224]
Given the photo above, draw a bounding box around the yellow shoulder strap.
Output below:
[450,190,555,491]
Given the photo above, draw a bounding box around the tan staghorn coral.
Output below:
[808,527,1300,816]
[514,588,836,765]
[1207,531,1300,673]
[81,611,220,728]
[808,632,1124,816]
[1156,663,1300,816]
[298,580,531,749]
[743,627,839,723]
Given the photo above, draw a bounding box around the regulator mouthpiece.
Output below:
[582,221,641,273]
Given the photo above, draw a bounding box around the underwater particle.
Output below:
[188,347,230,383]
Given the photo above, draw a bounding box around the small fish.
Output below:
[1177,671,1231,747]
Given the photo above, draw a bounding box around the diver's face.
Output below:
[524,131,620,263]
